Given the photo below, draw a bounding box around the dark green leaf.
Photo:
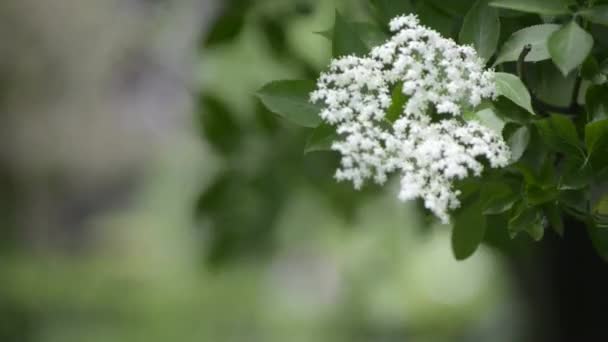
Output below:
[535,114,584,157]
[585,119,608,159]
[317,22,389,51]
[304,124,337,154]
[257,80,321,128]
[544,202,564,236]
[489,0,572,15]
[581,55,601,82]
[526,184,559,205]
[588,223,608,261]
[494,24,560,65]
[548,21,594,76]
[459,0,501,62]
[333,11,368,57]
[508,204,544,240]
[495,72,535,114]
[585,85,608,122]
[559,158,592,190]
[369,0,414,26]
[493,97,534,124]
[578,5,608,26]
[452,191,487,260]
[198,95,241,154]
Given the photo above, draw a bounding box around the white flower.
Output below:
[311,14,510,223]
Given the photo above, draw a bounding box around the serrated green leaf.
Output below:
[586,85,608,122]
[494,24,560,65]
[256,80,321,128]
[459,0,501,62]
[494,72,535,114]
[548,21,594,76]
[452,191,487,260]
[535,114,584,157]
[333,11,368,58]
[304,123,337,154]
[578,5,608,26]
[489,0,572,15]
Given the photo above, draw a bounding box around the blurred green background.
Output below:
[0,0,541,341]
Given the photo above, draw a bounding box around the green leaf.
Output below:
[386,82,408,123]
[452,191,487,260]
[543,202,564,236]
[508,204,544,240]
[333,11,368,58]
[317,22,388,51]
[494,72,535,114]
[585,85,608,122]
[578,5,608,26]
[559,158,592,190]
[588,223,608,261]
[459,0,501,62]
[585,119,608,159]
[489,0,572,15]
[304,124,337,154]
[494,24,560,66]
[493,97,534,124]
[468,108,506,133]
[581,55,601,82]
[256,80,321,128]
[505,125,530,163]
[535,114,584,157]
[548,21,594,76]
[526,184,559,205]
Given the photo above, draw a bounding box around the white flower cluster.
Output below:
[310,14,510,223]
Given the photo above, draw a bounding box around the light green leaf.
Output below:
[506,125,530,163]
[304,124,337,154]
[493,24,560,65]
[256,80,321,128]
[489,0,572,15]
[548,21,594,76]
[459,0,501,62]
[369,0,414,26]
[494,72,535,114]
[578,5,608,26]
[333,11,368,58]
[452,191,486,260]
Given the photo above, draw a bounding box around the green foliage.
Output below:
[256,80,321,127]
[459,0,501,62]
[489,0,572,15]
[494,24,560,65]
[495,72,535,114]
[255,0,608,261]
[548,21,594,76]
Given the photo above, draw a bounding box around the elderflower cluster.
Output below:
[310,14,510,223]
